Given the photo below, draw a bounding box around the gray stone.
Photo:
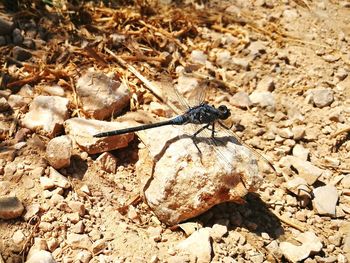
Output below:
[310,89,334,108]
[249,91,275,108]
[46,136,72,169]
[230,91,252,109]
[49,167,71,189]
[64,118,134,154]
[76,70,130,120]
[190,50,207,64]
[279,156,324,185]
[313,185,338,216]
[176,228,212,263]
[12,46,32,61]
[12,28,24,45]
[0,36,6,46]
[216,50,231,67]
[0,196,24,219]
[0,18,14,35]
[21,96,69,137]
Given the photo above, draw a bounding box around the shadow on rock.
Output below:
[196,193,284,239]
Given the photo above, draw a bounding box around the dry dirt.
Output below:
[0,0,350,262]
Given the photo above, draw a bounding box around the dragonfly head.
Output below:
[218,105,231,120]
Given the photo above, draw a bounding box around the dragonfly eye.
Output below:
[218,105,231,119]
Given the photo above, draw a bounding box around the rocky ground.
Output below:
[1,0,350,262]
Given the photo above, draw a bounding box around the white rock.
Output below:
[313,185,338,216]
[46,238,59,252]
[76,70,130,120]
[277,128,293,139]
[8,94,30,109]
[75,251,92,263]
[80,185,91,195]
[232,56,251,70]
[249,91,275,108]
[230,91,252,109]
[46,136,72,169]
[96,152,118,173]
[176,228,212,263]
[190,50,207,64]
[26,250,56,263]
[283,9,299,20]
[309,89,334,108]
[248,41,267,56]
[216,50,232,67]
[49,167,71,189]
[64,118,134,154]
[279,231,322,263]
[27,238,48,259]
[21,96,69,137]
[175,75,199,96]
[0,97,10,112]
[41,85,65,97]
[40,177,55,190]
[292,144,309,161]
[68,201,85,216]
[279,156,324,185]
[66,233,92,250]
[24,204,41,221]
[256,76,275,92]
[12,229,26,245]
[137,124,262,225]
[210,222,228,241]
[341,175,350,188]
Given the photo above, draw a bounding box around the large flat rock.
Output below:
[21,95,69,137]
[64,118,134,154]
[136,124,262,225]
[76,70,130,120]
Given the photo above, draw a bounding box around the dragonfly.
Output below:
[93,79,275,173]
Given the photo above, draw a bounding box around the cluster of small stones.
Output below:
[0,1,350,263]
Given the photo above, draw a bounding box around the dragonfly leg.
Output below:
[191,123,211,155]
[218,120,233,130]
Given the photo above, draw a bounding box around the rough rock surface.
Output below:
[21,96,69,137]
[64,118,134,154]
[26,250,56,263]
[137,125,262,225]
[46,135,72,169]
[76,70,130,120]
[279,231,322,263]
[176,228,212,263]
[313,185,339,216]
